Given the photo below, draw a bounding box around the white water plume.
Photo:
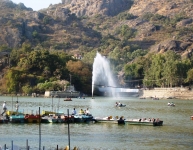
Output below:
[92,52,118,97]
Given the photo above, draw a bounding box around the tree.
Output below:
[66,60,92,93]
[162,51,181,87]
[6,69,22,93]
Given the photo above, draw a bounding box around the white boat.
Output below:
[115,102,126,107]
[124,118,163,126]
[93,116,119,123]
[167,102,175,106]
[115,104,126,107]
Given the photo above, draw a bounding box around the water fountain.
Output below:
[92,52,118,97]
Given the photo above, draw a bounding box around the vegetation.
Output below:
[1,1,193,95]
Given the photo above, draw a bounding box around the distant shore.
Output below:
[139,87,193,100]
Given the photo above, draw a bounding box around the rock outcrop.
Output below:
[61,0,133,17]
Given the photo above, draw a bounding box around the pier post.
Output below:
[26,139,28,150]
[67,109,70,150]
[39,107,41,150]
[11,140,13,150]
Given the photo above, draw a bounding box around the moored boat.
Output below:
[25,114,41,123]
[93,116,119,124]
[41,114,74,123]
[64,98,72,101]
[59,115,74,123]
[124,118,163,126]
[0,115,9,123]
[9,114,25,123]
[73,114,93,123]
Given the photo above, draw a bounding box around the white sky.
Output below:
[11,0,62,11]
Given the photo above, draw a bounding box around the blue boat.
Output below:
[73,114,93,123]
[9,114,25,123]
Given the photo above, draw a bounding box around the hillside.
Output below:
[1,0,193,94]
[0,0,192,55]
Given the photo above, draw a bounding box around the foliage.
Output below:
[5,69,22,93]
[32,30,39,38]
[66,60,92,94]
[117,12,136,20]
[115,25,136,39]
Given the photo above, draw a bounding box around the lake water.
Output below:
[0,96,193,150]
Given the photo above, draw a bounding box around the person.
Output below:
[118,101,122,107]
[79,109,84,114]
[86,108,90,115]
[115,102,118,107]
[1,101,7,116]
[72,108,77,115]
[15,101,19,114]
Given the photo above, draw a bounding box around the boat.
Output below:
[47,115,59,123]
[59,115,74,123]
[152,97,159,100]
[124,118,163,126]
[167,102,175,106]
[42,110,56,116]
[139,97,146,99]
[64,98,72,101]
[24,114,41,123]
[41,114,74,123]
[73,114,93,123]
[9,114,25,123]
[115,104,126,107]
[93,116,119,124]
[0,115,9,123]
[115,102,126,107]
[41,114,58,123]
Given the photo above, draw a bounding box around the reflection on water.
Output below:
[0,96,193,150]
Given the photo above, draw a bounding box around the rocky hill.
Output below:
[0,0,193,56]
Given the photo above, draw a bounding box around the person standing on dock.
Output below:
[15,101,19,114]
[1,101,7,116]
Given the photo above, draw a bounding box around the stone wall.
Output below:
[139,87,193,100]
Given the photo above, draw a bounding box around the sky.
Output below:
[12,0,62,11]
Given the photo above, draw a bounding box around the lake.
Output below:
[0,96,193,150]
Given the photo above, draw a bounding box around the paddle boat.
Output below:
[0,115,9,123]
[25,114,41,123]
[41,114,58,123]
[115,102,126,107]
[58,115,74,123]
[73,113,93,123]
[9,114,25,123]
[167,102,175,106]
[124,118,163,126]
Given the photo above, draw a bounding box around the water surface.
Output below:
[0,96,192,150]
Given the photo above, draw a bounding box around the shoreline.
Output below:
[139,87,193,100]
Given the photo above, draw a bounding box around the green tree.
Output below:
[6,69,22,93]
[162,51,181,87]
